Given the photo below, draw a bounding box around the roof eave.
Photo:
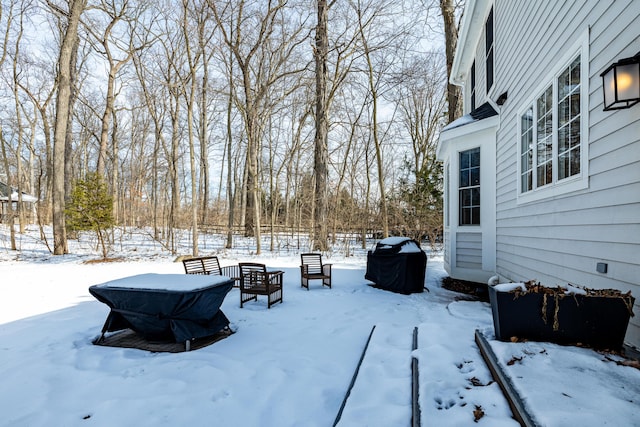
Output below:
[450,0,494,86]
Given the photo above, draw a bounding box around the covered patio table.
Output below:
[89,273,234,349]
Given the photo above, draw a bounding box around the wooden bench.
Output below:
[182,256,240,287]
[300,253,332,289]
[239,262,284,308]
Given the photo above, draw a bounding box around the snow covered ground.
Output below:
[0,226,638,426]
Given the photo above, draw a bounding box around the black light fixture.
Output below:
[496,91,508,106]
[601,52,640,111]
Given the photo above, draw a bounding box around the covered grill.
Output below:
[365,237,427,294]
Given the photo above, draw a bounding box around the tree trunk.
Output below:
[358,9,389,239]
[225,58,235,249]
[0,128,16,250]
[440,0,462,123]
[52,0,86,255]
[313,0,329,252]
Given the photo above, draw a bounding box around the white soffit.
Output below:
[450,0,493,86]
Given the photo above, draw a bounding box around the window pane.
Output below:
[545,86,553,111]
[461,208,471,225]
[521,129,530,152]
[537,96,545,118]
[559,97,569,127]
[486,49,494,90]
[559,152,569,180]
[473,207,480,225]
[570,93,580,118]
[521,171,532,192]
[470,167,480,185]
[460,170,470,187]
[470,149,480,167]
[558,126,568,153]
[570,55,580,86]
[521,109,533,130]
[571,149,581,175]
[559,67,570,99]
[537,165,545,187]
[460,151,469,169]
[570,117,580,148]
[545,110,553,135]
[462,189,471,206]
[485,8,493,51]
[471,187,480,205]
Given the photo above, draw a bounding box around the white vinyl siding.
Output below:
[456,233,482,269]
[494,0,640,347]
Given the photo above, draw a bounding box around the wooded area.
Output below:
[0,0,463,256]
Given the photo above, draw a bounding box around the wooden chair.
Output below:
[183,256,221,275]
[239,262,284,308]
[300,253,332,290]
[182,256,241,287]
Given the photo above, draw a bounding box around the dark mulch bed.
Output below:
[94,328,233,353]
[441,276,489,302]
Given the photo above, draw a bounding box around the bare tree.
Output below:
[440,0,463,123]
[353,0,399,239]
[50,0,86,255]
[83,0,145,181]
[312,0,329,251]
[208,0,309,254]
[181,0,202,256]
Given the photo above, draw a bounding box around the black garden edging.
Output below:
[412,326,420,427]
[333,325,376,426]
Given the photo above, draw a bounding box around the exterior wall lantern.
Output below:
[601,52,640,111]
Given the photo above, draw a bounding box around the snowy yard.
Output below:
[0,227,638,426]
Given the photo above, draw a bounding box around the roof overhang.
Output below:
[437,102,500,160]
[0,182,38,203]
[0,193,38,203]
[450,0,494,86]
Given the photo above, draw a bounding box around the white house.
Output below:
[436,0,640,349]
[0,182,38,223]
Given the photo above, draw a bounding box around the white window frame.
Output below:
[459,147,481,226]
[516,31,589,204]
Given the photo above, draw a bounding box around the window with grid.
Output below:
[471,61,476,111]
[445,163,450,227]
[558,56,581,180]
[459,148,480,226]
[519,53,582,194]
[485,7,494,92]
[520,108,533,192]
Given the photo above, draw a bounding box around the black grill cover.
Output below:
[365,237,427,294]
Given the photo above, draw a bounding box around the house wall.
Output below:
[440,120,498,283]
[491,0,640,347]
